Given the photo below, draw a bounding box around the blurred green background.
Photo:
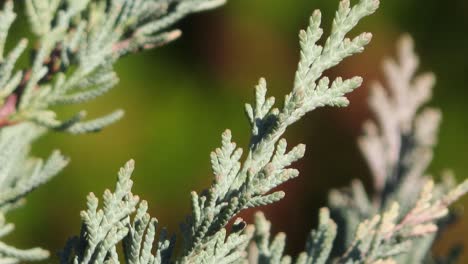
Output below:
[5,0,468,262]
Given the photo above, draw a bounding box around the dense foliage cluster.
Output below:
[0,0,466,263]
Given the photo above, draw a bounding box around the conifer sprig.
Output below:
[0,0,467,263]
[0,0,225,132]
[179,0,380,261]
[0,0,225,262]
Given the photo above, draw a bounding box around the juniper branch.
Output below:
[0,123,68,263]
[179,0,380,261]
[0,0,226,262]
[0,0,225,132]
[327,35,466,263]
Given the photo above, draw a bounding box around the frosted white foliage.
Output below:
[338,178,468,263]
[0,123,68,263]
[245,177,467,264]
[0,0,225,133]
[248,212,290,264]
[328,35,441,244]
[0,0,467,264]
[0,1,15,62]
[64,1,381,263]
[359,36,438,201]
[0,0,227,263]
[328,35,468,262]
[234,28,468,264]
[62,160,195,264]
[122,200,175,264]
[247,209,337,264]
[298,209,337,264]
[176,1,380,262]
[61,160,137,264]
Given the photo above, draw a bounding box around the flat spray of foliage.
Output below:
[0,0,466,263]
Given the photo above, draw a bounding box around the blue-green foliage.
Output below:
[0,0,467,263]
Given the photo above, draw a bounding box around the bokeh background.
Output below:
[5,0,468,262]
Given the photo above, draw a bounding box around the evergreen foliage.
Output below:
[0,0,225,262]
[0,0,466,263]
